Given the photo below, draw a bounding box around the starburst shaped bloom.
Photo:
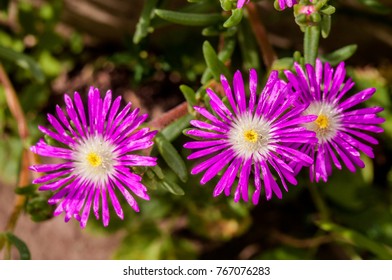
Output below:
[30,87,157,228]
[284,59,385,182]
[237,0,250,9]
[184,70,317,204]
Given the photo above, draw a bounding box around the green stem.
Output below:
[308,183,330,223]
[304,25,320,65]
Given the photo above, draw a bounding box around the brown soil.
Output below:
[0,182,124,259]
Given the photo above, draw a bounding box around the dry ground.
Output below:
[0,182,123,259]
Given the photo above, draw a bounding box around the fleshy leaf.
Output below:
[319,222,392,260]
[159,179,185,196]
[161,113,194,142]
[223,8,243,28]
[320,44,357,66]
[320,14,331,39]
[0,45,45,83]
[202,40,230,81]
[133,0,159,44]
[5,232,31,260]
[180,85,197,112]
[155,132,188,182]
[155,9,223,26]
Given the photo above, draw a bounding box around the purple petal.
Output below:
[341,127,379,145]
[101,186,110,227]
[233,70,247,113]
[333,78,355,103]
[47,114,75,145]
[338,88,376,111]
[337,131,374,158]
[119,154,157,166]
[80,184,95,228]
[98,90,112,134]
[33,169,73,184]
[327,61,346,101]
[190,119,228,134]
[343,106,384,116]
[30,139,73,160]
[252,162,261,205]
[206,88,233,120]
[191,149,233,175]
[187,143,229,160]
[220,74,237,114]
[256,71,279,115]
[186,129,226,139]
[200,150,235,184]
[193,106,229,128]
[107,181,124,220]
[30,162,73,173]
[38,125,72,147]
[324,142,342,170]
[260,161,282,200]
[342,114,385,125]
[113,177,140,212]
[106,96,122,133]
[234,158,252,203]
[184,139,228,149]
[315,144,328,182]
[64,94,86,138]
[275,145,314,165]
[248,69,257,113]
[38,175,75,191]
[93,187,100,220]
[342,123,384,134]
[213,157,242,197]
[73,91,88,135]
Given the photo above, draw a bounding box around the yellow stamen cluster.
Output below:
[315,114,329,129]
[87,152,102,167]
[243,129,259,143]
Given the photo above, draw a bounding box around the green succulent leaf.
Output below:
[320,44,357,66]
[159,179,185,196]
[161,113,194,142]
[202,40,230,81]
[304,26,320,65]
[0,45,45,83]
[320,14,331,39]
[180,85,197,112]
[155,132,188,182]
[5,232,31,260]
[318,222,392,260]
[357,0,390,14]
[223,8,243,28]
[14,184,37,195]
[155,9,223,26]
[133,0,159,44]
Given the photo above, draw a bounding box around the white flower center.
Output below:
[228,113,271,161]
[304,101,340,142]
[73,135,118,185]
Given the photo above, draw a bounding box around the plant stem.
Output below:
[271,229,333,248]
[304,25,320,65]
[308,183,330,223]
[149,101,188,130]
[245,2,277,69]
[0,64,39,257]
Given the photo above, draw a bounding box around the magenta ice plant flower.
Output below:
[30,87,157,228]
[276,0,298,10]
[184,70,317,204]
[284,59,385,182]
